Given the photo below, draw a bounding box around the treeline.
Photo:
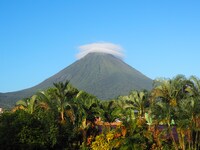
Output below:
[0,75,200,149]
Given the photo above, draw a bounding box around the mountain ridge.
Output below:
[0,52,153,108]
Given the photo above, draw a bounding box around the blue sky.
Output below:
[1,0,200,92]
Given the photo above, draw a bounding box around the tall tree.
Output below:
[150,75,192,150]
[186,76,200,149]
[74,90,100,146]
[51,81,79,124]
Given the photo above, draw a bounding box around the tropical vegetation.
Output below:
[1,75,200,149]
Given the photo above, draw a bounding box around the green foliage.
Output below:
[0,110,58,149]
[2,75,200,149]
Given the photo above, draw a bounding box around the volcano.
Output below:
[0,53,153,108]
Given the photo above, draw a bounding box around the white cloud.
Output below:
[76,42,124,59]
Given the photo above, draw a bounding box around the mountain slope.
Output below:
[0,53,153,107]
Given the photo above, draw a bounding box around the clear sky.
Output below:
[1,0,200,92]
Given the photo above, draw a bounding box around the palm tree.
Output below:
[99,100,118,122]
[127,90,149,117]
[36,91,53,110]
[151,75,191,120]
[117,90,150,129]
[150,75,191,150]
[175,97,195,150]
[188,76,200,96]
[74,90,101,146]
[185,76,200,149]
[51,81,79,124]
[118,94,151,150]
[13,95,37,114]
[75,90,100,124]
[111,98,134,121]
[152,75,190,106]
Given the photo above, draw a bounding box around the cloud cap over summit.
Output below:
[76,42,124,59]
